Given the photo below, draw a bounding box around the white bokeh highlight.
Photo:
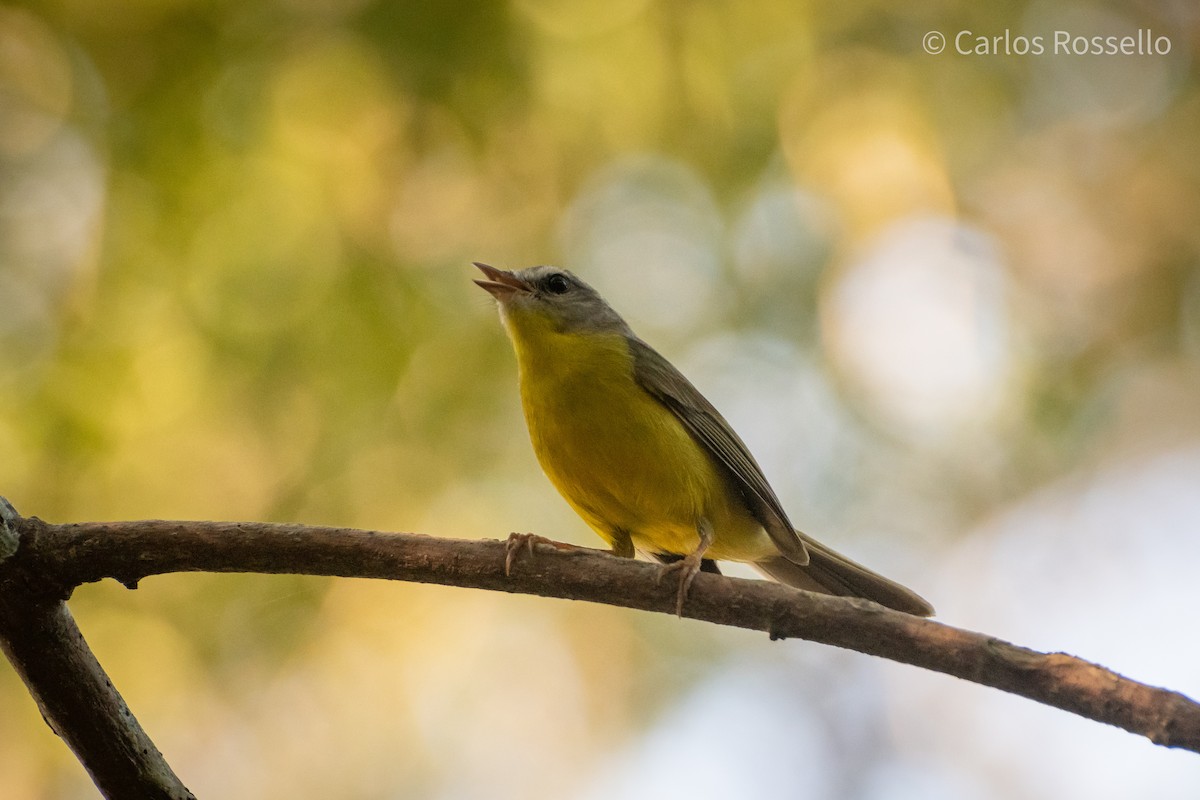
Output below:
[823,217,1014,441]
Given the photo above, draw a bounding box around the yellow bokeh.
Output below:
[1,1,1199,797]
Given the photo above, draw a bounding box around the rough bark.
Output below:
[2,506,1198,799]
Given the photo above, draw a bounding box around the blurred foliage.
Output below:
[2,0,1199,797]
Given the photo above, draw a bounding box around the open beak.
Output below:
[473,262,531,298]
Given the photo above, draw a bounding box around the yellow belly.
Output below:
[510,323,772,562]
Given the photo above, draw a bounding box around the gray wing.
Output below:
[629,337,809,565]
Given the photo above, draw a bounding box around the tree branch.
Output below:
[2,506,1198,800]
[0,502,194,799]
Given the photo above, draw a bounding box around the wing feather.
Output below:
[629,337,809,564]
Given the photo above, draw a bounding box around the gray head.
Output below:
[474,262,632,337]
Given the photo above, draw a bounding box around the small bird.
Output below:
[475,262,933,617]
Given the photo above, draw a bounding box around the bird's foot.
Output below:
[504,533,573,575]
[656,552,704,616]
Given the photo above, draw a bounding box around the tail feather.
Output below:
[755,533,934,617]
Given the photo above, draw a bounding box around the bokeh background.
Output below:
[2,1,1200,797]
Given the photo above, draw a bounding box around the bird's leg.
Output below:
[504,533,575,575]
[507,527,635,575]
[656,518,715,616]
[609,528,635,559]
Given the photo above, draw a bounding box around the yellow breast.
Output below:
[503,309,771,562]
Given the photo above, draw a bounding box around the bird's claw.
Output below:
[504,533,571,575]
[656,554,703,616]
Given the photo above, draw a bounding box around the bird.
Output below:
[474,262,933,617]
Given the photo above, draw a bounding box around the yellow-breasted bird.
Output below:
[475,262,933,617]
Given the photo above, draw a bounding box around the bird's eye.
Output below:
[545,273,571,295]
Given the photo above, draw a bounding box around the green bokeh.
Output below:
[2,1,1199,797]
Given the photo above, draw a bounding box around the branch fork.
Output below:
[1,499,1198,798]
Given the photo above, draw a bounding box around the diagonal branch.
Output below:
[2,507,1199,800]
[0,597,196,799]
[0,502,194,799]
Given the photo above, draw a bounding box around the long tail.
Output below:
[754,532,934,617]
